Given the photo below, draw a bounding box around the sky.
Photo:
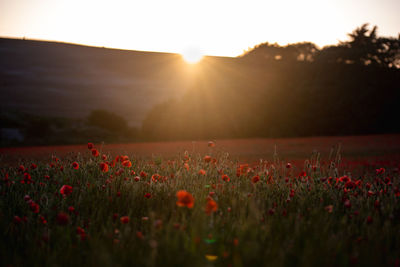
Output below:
[0,0,399,57]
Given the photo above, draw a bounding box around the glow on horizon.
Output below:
[0,0,399,57]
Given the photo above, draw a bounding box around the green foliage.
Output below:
[0,147,399,266]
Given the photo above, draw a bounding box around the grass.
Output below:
[1,142,399,266]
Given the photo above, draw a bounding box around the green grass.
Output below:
[1,145,399,266]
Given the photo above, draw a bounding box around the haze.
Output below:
[1,0,399,57]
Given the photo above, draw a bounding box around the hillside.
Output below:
[0,38,203,126]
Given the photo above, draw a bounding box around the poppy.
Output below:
[222,174,230,182]
[252,175,260,184]
[208,141,215,147]
[122,160,132,167]
[72,162,79,170]
[205,197,218,215]
[100,162,109,172]
[198,169,206,175]
[176,190,194,208]
[204,156,212,163]
[87,143,94,149]
[91,149,99,157]
[13,216,22,224]
[120,216,130,224]
[60,185,73,196]
[144,193,152,198]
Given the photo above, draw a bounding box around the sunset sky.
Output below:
[0,0,399,57]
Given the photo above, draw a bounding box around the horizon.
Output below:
[1,0,399,57]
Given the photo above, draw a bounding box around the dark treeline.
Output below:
[141,24,400,141]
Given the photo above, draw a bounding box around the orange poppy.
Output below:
[176,190,194,208]
[205,197,218,215]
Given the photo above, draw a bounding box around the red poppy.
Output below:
[252,175,260,184]
[91,149,99,157]
[102,154,107,160]
[204,156,212,163]
[144,193,152,198]
[120,216,130,224]
[72,162,79,170]
[176,190,195,208]
[30,202,39,213]
[60,185,73,196]
[56,212,69,225]
[198,169,206,175]
[205,197,218,215]
[30,163,37,170]
[14,216,22,224]
[122,160,132,167]
[100,162,109,172]
[222,174,230,182]
[344,199,351,208]
[208,141,215,147]
[140,171,147,178]
[68,206,75,213]
[87,143,94,149]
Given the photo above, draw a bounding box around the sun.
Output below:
[180,47,204,64]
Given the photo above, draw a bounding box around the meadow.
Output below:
[1,137,400,266]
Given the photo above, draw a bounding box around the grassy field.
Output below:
[1,135,400,266]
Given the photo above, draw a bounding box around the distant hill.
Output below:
[0,38,219,126]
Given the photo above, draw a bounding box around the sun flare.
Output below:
[181,49,204,64]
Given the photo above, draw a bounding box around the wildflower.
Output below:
[60,185,73,196]
[176,190,195,208]
[252,175,260,184]
[122,160,132,167]
[102,154,107,160]
[366,216,373,224]
[91,149,99,157]
[18,165,25,172]
[134,176,140,182]
[120,216,130,224]
[208,141,215,147]
[56,212,69,225]
[87,143,94,149]
[39,216,47,225]
[205,197,218,215]
[140,171,147,178]
[30,202,40,213]
[344,199,351,208]
[68,206,75,213]
[144,193,152,199]
[198,169,206,175]
[30,163,37,170]
[72,162,79,170]
[222,174,230,182]
[13,216,22,224]
[204,156,212,163]
[286,163,292,169]
[100,162,109,172]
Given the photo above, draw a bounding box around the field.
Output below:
[1,135,400,266]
